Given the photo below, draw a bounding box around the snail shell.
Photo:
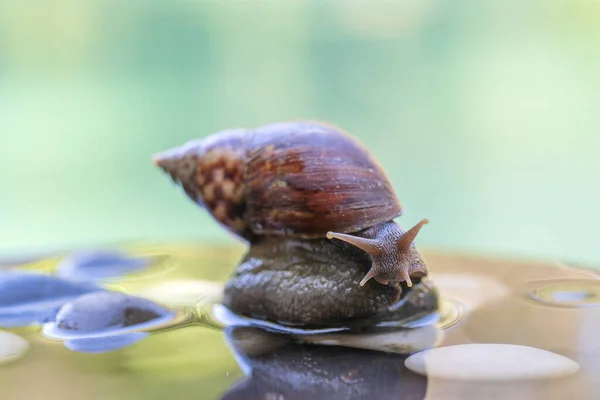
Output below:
[153,121,402,241]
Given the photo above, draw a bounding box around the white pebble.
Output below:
[0,330,29,365]
[405,344,579,380]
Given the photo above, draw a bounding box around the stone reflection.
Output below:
[64,332,150,354]
[221,326,428,400]
[523,279,600,309]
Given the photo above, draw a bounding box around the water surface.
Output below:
[0,242,599,399]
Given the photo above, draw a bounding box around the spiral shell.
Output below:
[153,128,251,238]
[154,121,402,240]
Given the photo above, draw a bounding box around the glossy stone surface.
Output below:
[223,237,437,327]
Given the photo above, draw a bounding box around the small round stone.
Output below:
[0,331,29,365]
[405,344,580,380]
[54,291,173,333]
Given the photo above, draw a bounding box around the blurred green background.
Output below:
[1,0,599,266]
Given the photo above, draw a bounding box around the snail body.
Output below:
[154,121,433,325]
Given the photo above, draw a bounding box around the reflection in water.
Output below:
[1,244,600,399]
[435,298,465,330]
[295,323,442,354]
[64,332,150,354]
[222,327,428,400]
[523,279,600,308]
[211,304,347,334]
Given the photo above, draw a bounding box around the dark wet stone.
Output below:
[0,271,103,327]
[56,249,150,281]
[223,237,438,328]
[55,291,172,332]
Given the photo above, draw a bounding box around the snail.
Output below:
[153,121,435,325]
[153,121,429,286]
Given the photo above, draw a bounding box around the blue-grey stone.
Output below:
[56,249,150,281]
[55,291,173,333]
[0,271,103,328]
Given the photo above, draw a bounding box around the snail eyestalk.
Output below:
[325,232,382,255]
[359,269,379,286]
[397,219,429,253]
[327,219,429,288]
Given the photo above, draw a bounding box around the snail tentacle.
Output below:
[325,231,382,255]
[327,219,429,288]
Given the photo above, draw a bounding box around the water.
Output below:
[0,243,599,399]
[524,279,600,308]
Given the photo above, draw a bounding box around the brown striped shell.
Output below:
[153,121,403,241]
